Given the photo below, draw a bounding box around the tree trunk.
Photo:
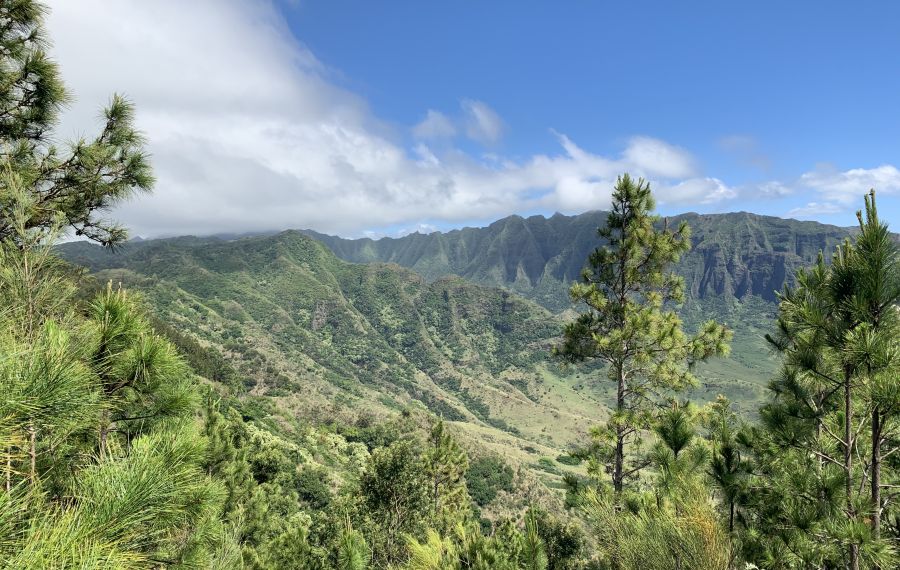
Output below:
[613,208,628,500]
[729,499,734,533]
[844,370,859,570]
[871,406,882,570]
[613,362,625,497]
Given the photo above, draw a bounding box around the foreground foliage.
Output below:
[8,179,892,568]
[2,2,899,568]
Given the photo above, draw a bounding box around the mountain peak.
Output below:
[285,210,858,310]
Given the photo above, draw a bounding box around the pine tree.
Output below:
[86,284,195,458]
[844,191,900,560]
[556,174,731,497]
[404,529,457,570]
[704,396,748,534]
[523,509,549,570]
[582,484,731,570]
[0,247,235,565]
[0,0,152,247]
[424,419,469,531]
[360,438,431,565]
[336,521,370,570]
[758,190,899,569]
[202,396,255,524]
[0,174,235,564]
[0,168,96,490]
[650,402,709,510]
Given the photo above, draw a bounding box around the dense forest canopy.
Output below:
[1,2,898,569]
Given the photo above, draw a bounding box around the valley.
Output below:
[58,211,858,487]
[6,1,900,566]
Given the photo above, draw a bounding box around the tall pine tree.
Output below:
[758,190,899,569]
[556,174,731,496]
[844,192,900,559]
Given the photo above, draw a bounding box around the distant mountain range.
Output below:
[57,210,869,476]
[300,211,855,312]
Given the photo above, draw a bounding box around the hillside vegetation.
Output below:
[61,231,608,482]
[58,218,788,460]
[62,210,861,418]
[5,2,900,568]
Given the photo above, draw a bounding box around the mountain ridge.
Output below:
[58,221,791,483]
[61,230,621,485]
[297,210,857,311]
[66,210,856,314]
[58,210,873,420]
[59,210,855,432]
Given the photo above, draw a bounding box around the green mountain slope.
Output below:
[298,211,865,407]
[58,212,859,470]
[59,211,854,437]
[61,231,616,487]
[302,211,854,311]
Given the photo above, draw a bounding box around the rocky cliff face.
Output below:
[304,211,855,311]
[57,210,852,419]
[678,212,851,302]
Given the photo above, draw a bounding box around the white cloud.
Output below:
[462,99,504,144]
[757,181,793,197]
[413,144,440,166]
[656,178,737,205]
[551,176,611,212]
[623,136,697,179]
[41,0,775,238]
[743,166,900,214]
[799,165,900,204]
[787,202,843,218]
[412,110,456,139]
[394,223,439,237]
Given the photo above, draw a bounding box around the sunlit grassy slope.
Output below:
[59,211,862,488]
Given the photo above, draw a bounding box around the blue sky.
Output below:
[47,0,900,237]
[284,0,900,226]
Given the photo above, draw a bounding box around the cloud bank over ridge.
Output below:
[45,0,898,237]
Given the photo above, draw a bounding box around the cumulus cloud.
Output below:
[412,110,456,139]
[42,0,759,238]
[756,181,794,197]
[770,165,900,219]
[656,178,737,205]
[413,102,504,144]
[798,165,900,204]
[623,137,697,179]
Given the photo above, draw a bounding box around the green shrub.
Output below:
[466,455,514,506]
